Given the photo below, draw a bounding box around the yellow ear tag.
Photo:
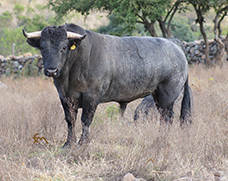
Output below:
[71,44,76,50]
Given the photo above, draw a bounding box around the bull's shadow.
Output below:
[133,88,193,125]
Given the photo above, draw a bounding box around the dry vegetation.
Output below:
[0,64,228,181]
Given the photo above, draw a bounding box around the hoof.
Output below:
[62,141,76,149]
[62,141,70,149]
[78,137,90,146]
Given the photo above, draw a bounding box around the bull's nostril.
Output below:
[46,68,58,77]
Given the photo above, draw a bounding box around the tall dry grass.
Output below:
[0,64,228,180]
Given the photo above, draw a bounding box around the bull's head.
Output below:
[22,26,86,78]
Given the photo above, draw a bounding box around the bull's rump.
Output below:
[99,36,188,103]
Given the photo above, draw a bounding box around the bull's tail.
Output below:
[180,77,192,126]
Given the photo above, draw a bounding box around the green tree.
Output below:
[187,0,214,67]
[170,17,199,42]
[0,27,39,56]
[48,0,187,37]
[212,0,228,67]
[212,0,228,38]
[0,3,63,56]
[96,14,148,36]
[0,11,13,28]
[188,0,228,67]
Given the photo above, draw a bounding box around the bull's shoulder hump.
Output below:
[121,36,174,47]
[121,36,172,59]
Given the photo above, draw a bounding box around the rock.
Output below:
[190,47,195,54]
[134,179,147,181]
[123,173,136,181]
[122,173,147,181]
[18,65,23,70]
[208,39,215,44]
[201,54,206,60]
[12,61,20,69]
[194,44,199,50]
[195,49,201,55]
[214,170,228,181]
[186,170,194,177]
[13,55,24,61]
[0,55,5,62]
[0,67,4,73]
[37,58,43,69]
[18,58,26,65]
[5,68,10,75]
[23,52,33,57]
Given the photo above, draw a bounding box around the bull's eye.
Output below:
[61,46,67,52]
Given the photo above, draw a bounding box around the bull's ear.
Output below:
[27,38,40,48]
[69,39,82,50]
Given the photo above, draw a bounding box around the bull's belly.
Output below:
[100,84,157,103]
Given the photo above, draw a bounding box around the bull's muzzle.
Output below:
[45,68,59,77]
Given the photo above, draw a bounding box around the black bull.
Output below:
[22,23,192,147]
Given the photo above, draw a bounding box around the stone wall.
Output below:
[0,38,228,76]
[184,37,228,64]
[0,53,43,76]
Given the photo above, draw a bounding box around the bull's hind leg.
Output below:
[152,88,176,124]
[134,95,156,121]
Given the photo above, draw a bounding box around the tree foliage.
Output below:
[170,17,199,42]
[187,0,228,67]
[0,11,13,28]
[212,0,228,38]
[0,3,63,56]
[48,0,188,37]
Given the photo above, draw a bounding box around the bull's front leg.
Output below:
[79,96,98,145]
[61,98,78,148]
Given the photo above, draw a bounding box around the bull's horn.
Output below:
[66,31,86,40]
[22,29,41,38]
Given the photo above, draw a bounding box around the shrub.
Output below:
[0,3,63,56]
[0,27,39,56]
[0,11,13,28]
[105,104,119,120]
[170,17,200,42]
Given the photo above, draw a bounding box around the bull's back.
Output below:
[99,35,188,103]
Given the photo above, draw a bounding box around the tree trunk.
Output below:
[157,19,171,38]
[214,36,227,67]
[199,21,213,67]
[158,19,167,38]
[145,21,157,37]
[193,3,213,67]
[213,7,228,67]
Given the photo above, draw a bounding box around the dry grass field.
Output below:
[0,64,228,181]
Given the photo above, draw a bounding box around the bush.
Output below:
[170,17,200,42]
[0,27,39,56]
[0,11,13,28]
[96,14,148,37]
[0,3,63,56]
[105,104,119,120]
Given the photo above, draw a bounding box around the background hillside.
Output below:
[0,0,108,30]
[0,0,228,56]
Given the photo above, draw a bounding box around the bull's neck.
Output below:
[52,46,90,99]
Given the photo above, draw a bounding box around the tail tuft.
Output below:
[180,77,192,126]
